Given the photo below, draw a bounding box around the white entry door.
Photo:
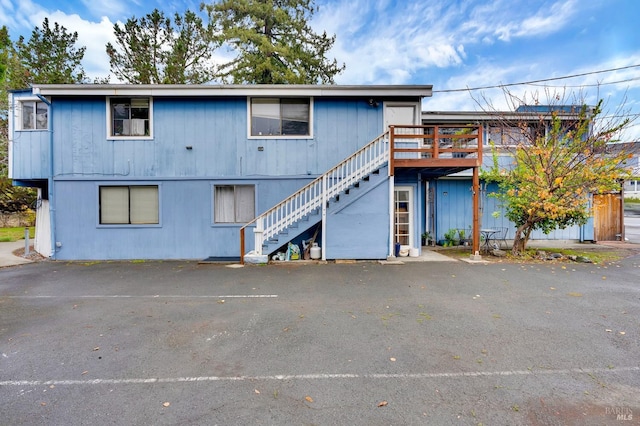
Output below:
[384,104,420,158]
[384,104,419,129]
[394,186,413,247]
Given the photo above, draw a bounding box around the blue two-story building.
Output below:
[9,84,608,262]
[11,84,467,261]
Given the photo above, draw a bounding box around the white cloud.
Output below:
[513,0,578,38]
[315,0,468,84]
[0,0,41,31]
[315,0,583,85]
[79,0,131,20]
[0,1,116,81]
[461,0,578,43]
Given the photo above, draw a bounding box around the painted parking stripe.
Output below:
[1,366,638,387]
[5,295,278,299]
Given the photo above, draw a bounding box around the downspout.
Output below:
[34,88,56,259]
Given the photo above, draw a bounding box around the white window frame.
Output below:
[16,97,49,131]
[394,186,414,248]
[486,124,547,147]
[98,184,160,226]
[247,97,313,139]
[106,97,154,140]
[213,184,256,224]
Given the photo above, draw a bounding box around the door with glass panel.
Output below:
[394,187,413,246]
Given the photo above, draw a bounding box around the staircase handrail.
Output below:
[240,131,390,263]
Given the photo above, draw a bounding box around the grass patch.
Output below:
[0,227,35,242]
[434,245,633,264]
[538,248,623,264]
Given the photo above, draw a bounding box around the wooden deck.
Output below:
[389,124,483,255]
[389,124,483,176]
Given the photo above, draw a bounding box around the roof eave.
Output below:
[32,84,433,98]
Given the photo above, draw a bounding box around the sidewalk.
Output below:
[0,240,35,268]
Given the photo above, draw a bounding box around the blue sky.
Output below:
[2,0,640,139]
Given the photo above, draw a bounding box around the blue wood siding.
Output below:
[325,173,390,259]
[10,92,50,179]
[434,179,582,242]
[53,177,314,260]
[481,181,581,240]
[11,130,49,179]
[12,92,397,260]
[20,96,384,180]
[434,180,474,241]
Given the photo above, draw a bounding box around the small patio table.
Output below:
[480,229,499,253]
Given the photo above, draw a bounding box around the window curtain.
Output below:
[215,185,255,223]
[215,186,235,222]
[235,185,255,222]
[130,186,159,224]
[100,187,129,224]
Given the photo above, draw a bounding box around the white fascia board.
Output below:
[422,110,579,122]
[33,84,433,98]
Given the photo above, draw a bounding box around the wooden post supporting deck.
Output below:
[240,228,245,265]
[472,166,480,255]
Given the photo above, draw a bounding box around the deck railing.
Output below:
[239,124,483,263]
[389,124,483,173]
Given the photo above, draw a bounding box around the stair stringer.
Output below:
[241,131,390,262]
[260,166,388,257]
[324,168,391,260]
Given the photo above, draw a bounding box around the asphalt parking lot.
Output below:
[1,256,639,425]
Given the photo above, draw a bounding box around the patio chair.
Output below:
[496,227,509,249]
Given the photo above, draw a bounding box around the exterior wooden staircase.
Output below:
[240,131,390,263]
[240,124,484,263]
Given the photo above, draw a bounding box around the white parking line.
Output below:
[5,295,278,299]
[1,366,638,387]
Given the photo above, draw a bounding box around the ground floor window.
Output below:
[99,185,159,224]
[214,185,255,223]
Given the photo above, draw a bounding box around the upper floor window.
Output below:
[108,97,152,138]
[488,125,538,147]
[20,100,48,130]
[250,97,311,137]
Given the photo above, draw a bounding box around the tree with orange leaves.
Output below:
[483,98,635,255]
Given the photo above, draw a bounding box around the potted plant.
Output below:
[457,229,467,246]
[421,231,432,246]
[444,228,458,247]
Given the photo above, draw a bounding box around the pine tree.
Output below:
[201,0,345,84]
[106,9,218,84]
[15,18,87,84]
